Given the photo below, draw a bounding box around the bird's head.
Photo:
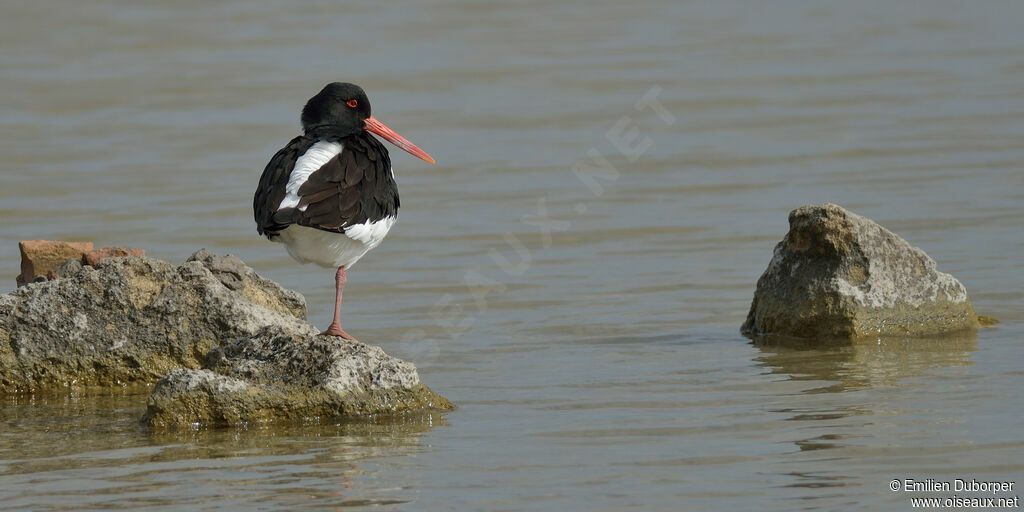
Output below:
[301,82,434,164]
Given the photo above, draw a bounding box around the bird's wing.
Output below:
[261,133,397,236]
[254,135,317,237]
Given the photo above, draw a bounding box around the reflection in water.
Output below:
[750,331,980,497]
[0,391,444,510]
[751,330,977,394]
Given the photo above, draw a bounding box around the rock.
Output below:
[0,250,310,393]
[82,246,146,267]
[52,258,84,279]
[186,248,247,291]
[742,204,979,340]
[141,326,454,427]
[17,240,94,287]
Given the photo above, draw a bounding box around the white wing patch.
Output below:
[278,140,343,211]
[344,215,397,248]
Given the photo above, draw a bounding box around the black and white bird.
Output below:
[254,83,434,340]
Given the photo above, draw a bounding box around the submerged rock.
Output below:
[142,326,454,427]
[742,204,979,340]
[0,249,309,392]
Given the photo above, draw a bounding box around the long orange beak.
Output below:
[364,116,435,164]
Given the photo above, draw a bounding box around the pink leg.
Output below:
[321,266,357,341]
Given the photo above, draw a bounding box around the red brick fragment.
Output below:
[82,246,146,267]
[17,240,94,287]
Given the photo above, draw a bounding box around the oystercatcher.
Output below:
[253,83,434,340]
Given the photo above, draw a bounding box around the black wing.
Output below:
[254,135,316,237]
[254,132,398,238]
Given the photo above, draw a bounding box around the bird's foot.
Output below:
[320,324,359,342]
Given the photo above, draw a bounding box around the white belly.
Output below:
[275,216,396,269]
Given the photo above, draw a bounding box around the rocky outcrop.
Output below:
[142,326,454,427]
[2,248,453,424]
[0,249,309,392]
[742,204,980,340]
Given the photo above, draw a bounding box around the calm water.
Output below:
[2,1,1023,510]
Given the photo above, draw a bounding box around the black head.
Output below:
[298,82,436,164]
[300,82,372,135]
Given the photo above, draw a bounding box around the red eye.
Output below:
[346,99,358,108]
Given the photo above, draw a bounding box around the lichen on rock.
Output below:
[142,326,454,427]
[742,204,981,341]
[0,250,309,393]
